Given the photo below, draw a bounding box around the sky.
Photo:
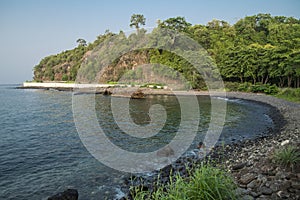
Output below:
[0,0,299,84]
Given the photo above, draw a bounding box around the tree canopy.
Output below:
[33,13,300,88]
[130,14,146,30]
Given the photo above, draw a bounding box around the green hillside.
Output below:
[33,13,300,89]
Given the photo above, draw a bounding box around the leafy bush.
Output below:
[229,82,279,95]
[263,84,279,95]
[237,82,252,92]
[62,74,69,81]
[274,145,300,169]
[224,82,240,91]
[132,164,237,200]
[250,84,266,93]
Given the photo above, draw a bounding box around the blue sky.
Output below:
[0,0,299,84]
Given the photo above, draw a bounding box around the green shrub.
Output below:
[263,84,279,95]
[233,82,279,95]
[62,74,69,81]
[132,164,237,200]
[237,82,251,92]
[250,84,266,93]
[224,82,240,91]
[274,145,300,169]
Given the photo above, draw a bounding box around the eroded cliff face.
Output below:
[34,49,150,83]
[98,50,150,83]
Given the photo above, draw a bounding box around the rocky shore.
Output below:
[218,93,300,200]
[116,92,300,200]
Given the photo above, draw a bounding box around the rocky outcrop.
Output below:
[130,89,145,99]
[99,50,149,83]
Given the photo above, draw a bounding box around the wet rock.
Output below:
[103,89,112,95]
[48,189,78,200]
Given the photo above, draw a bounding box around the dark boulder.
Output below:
[48,189,78,200]
[103,89,112,95]
[131,89,145,99]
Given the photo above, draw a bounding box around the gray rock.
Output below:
[269,182,279,192]
[276,190,290,198]
[240,173,256,185]
[241,195,254,200]
[232,162,247,171]
[247,179,260,189]
[260,186,273,195]
[249,191,260,198]
[235,187,249,196]
[291,181,300,190]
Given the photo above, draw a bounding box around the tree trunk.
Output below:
[287,76,292,88]
[279,77,285,88]
[264,75,269,84]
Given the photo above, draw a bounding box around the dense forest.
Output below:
[33,13,300,89]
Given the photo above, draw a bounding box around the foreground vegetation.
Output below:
[131,164,237,200]
[274,145,300,170]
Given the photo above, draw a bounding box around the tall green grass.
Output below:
[132,164,237,200]
[274,145,300,170]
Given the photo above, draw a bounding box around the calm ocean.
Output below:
[0,85,273,199]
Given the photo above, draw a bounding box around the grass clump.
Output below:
[132,164,237,200]
[273,145,300,169]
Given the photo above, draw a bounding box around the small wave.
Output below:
[264,114,273,123]
[113,187,126,200]
[214,96,242,103]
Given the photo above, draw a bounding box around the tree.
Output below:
[76,38,87,47]
[130,14,146,31]
[158,16,191,32]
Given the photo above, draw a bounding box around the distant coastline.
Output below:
[19,81,226,97]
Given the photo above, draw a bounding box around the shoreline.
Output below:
[20,83,300,199]
[119,93,299,200]
[209,93,300,199]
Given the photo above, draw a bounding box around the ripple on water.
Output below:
[0,86,274,199]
